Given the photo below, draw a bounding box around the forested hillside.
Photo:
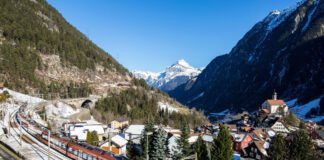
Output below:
[0,0,127,94]
[0,0,208,127]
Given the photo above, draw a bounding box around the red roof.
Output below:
[267,99,285,106]
[262,109,269,114]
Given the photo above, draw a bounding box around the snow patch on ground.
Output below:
[289,98,323,122]
[187,92,204,103]
[301,0,320,32]
[45,101,79,118]
[1,88,45,104]
[158,102,179,113]
[209,109,230,117]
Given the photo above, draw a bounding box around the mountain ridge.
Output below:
[133,59,202,92]
[170,0,324,116]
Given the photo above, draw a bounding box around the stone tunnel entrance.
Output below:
[81,99,93,108]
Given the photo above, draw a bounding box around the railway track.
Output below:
[10,109,70,160]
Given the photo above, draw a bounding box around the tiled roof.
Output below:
[267,99,285,106]
[252,129,267,140]
[254,140,268,156]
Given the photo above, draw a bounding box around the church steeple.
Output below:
[273,90,277,100]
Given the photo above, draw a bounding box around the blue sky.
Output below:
[48,0,300,72]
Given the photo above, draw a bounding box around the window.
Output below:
[87,155,93,160]
[68,147,73,153]
[82,152,88,159]
[73,149,78,156]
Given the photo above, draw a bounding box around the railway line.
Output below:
[12,104,123,160]
[10,109,70,160]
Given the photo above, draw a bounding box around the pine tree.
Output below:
[288,130,316,160]
[127,140,138,160]
[165,136,171,158]
[211,125,233,160]
[268,134,287,160]
[284,112,299,126]
[86,131,92,145]
[175,122,191,159]
[91,131,99,146]
[193,136,209,160]
[140,118,155,159]
[149,128,167,160]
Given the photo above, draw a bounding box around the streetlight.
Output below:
[146,132,153,160]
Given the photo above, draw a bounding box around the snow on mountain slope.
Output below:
[132,71,160,86]
[170,0,324,113]
[133,59,202,92]
[289,98,324,122]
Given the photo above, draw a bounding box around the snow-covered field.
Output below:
[288,97,324,122]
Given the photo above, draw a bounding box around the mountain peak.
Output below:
[173,59,191,68]
[133,59,202,92]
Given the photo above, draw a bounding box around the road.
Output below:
[0,143,21,160]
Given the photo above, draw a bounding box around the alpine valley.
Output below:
[169,0,324,121]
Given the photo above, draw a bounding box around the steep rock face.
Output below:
[170,0,324,113]
[133,59,202,92]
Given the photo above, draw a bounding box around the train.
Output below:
[16,112,125,160]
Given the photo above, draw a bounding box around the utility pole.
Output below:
[19,116,22,146]
[48,130,51,160]
[8,112,10,136]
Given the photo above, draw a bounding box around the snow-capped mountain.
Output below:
[133,59,202,92]
[170,0,324,116]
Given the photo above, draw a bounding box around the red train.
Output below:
[17,113,124,160]
[37,131,117,160]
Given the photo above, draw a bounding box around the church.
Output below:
[261,91,289,115]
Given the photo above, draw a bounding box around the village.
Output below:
[55,91,324,159]
[0,84,322,159]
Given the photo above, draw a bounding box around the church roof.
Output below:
[266,99,285,106]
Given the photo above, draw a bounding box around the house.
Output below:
[100,135,128,155]
[246,140,269,160]
[67,122,105,141]
[188,134,200,144]
[261,91,288,115]
[104,127,120,139]
[240,127,252,132]
[162,126,181,135]
[233,133,253,152]
[252,128,268,141]
[226,124,238,132]
[125,125,145,144]
[202,134,214,143]
[110,118,129,129]
[270,119,290,134]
